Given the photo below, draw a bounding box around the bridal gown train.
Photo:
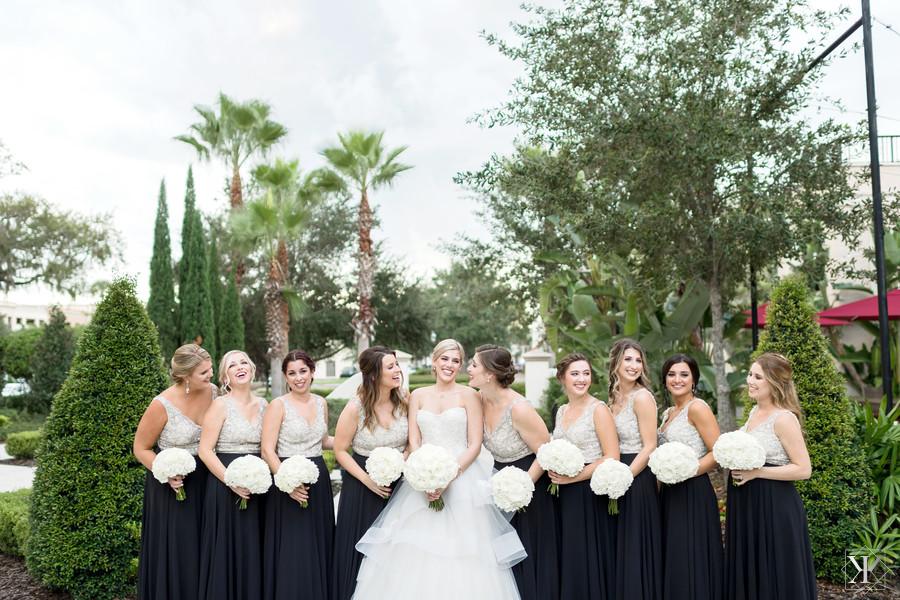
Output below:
[352,406,526,600]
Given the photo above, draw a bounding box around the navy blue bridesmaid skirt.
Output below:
[332,452,392,600]
[494,454,559,600]
[138,460,209,600]
[263,455,334,600]
[557,477,616,599]
[198,453,267,600]
[616,453,662,600]
[660,473,723,600]
[724,470,816,599]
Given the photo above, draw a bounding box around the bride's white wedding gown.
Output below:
[352,406,525,599]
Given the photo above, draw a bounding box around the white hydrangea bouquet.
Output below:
[491,466,535,513]
[274,455,320,508]
[713,431,766,485]
[151,448,196,501]
[403,444,459,511]
[365,447,406,489]
[224,454,272,509]
[589,459,634,515]
[648,441,699,485]
[537,439,584,496]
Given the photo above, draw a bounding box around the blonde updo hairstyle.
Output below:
[170,344,212,385]
[431,339,466,372]
[218,350,257,392]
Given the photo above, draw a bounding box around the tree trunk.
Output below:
[354,188,375,355]
[264,243,289,395]
[230,164,246,285]
[708,276,736,431]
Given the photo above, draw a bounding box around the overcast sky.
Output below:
[1,1,899,305]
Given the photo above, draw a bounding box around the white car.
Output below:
[1,381,31,397]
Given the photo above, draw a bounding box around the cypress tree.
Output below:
[207,229,223,362]
[146,179,178,358]
[27,278,168,600]
[177,166,196,303]
[178,201,216,357]
[218,270,245,355]
[753,275,871,580]
[29,306,75,413]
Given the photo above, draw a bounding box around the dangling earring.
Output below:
[185,381,190,396]
[223,377,231,394]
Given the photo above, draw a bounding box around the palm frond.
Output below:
[173,135,210,160]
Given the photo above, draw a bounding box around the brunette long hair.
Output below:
[753,352,804,423]
[357,346,407,430]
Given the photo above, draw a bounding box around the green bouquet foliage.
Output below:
[753,275,871,580]
[27,278,167,599]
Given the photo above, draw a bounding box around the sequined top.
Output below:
[216,397,266,454]
[658,399,708,459]
[553,401,605,463]
[613,388,654,454]
[483,399,532,463]
[276,395,327,458]
[741,407,794,466]
[351,400,409,457]
[156,396,202,455]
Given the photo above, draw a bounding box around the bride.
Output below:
[353,339,525,599]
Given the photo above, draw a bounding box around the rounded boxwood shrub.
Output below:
[27,278,167,600]
[6,429,41,459]
[752,275,871,581]
[0,488,31,556]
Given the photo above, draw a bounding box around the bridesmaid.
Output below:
[198,350,268,600]
[134,344,214,600]
[261,350,335,600]
[470,344,559,600]
[332,346,408,600]
[549,353,620,600]
[725,353,816,599]
[658,354,722,600]
[606,339,662,600]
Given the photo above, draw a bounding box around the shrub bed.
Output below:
[6,430,41,459]
[0,488,31,557]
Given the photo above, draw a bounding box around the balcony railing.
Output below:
[845,135,900,164]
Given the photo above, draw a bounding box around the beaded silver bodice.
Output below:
[552,401,605,463]
[658,399,708,459]
[613,389,653,454]
[483,399,532,463]
[156,396,202,455]
[351,400,409,457]
[216,397,266,454]
[276,395,327,458]
[741,407,793,466]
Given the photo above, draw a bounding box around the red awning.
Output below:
[817,289,900,322]
[743,303,849,328]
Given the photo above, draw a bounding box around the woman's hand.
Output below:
[426,488,445,502]
[229,485,251,499]
[289,484,309,504]
[364,476,392,499]
[167,475,184,492]
[732,468,760,486]
[548,470,580,486]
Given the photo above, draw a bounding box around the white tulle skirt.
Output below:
[352,450,526,599]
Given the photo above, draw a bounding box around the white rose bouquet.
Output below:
[537,438,584,496]
[224,454,272,509]
[403,444,459,511]
[151,448,196,501]
[713,431,766,485]
[274,455,320,508]
[491,466,535,513]
[589,459,634,515]
[365,447,406,489]
[648,441,699,485]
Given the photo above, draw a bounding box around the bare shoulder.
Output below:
[458,385,481,402]
[688,398,715,419]
[773,410,802,434]
[633,388,657,409]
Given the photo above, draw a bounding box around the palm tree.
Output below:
[175,92,288,210]
[230,159,319,393]
[318,130,412,354]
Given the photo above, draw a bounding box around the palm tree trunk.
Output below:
[708,274,736,431]
[231,164,246,285]
[265,242,289,394]
[355,188,375,355]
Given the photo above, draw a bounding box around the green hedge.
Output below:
[0,488,31,557]
[27,279,168,599]
[0,410,47,442]
[6,430,41,459]
[754,276,871,581]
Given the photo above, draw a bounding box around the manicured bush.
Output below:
[0,488,31,557]
[27,278,167,599]
[754,276,871,581]
[1,326,42,380]
[0,411,47,442]
[29,306,76,414]
[6,430,41,459]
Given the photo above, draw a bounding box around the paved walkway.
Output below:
[0,444,35,493]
